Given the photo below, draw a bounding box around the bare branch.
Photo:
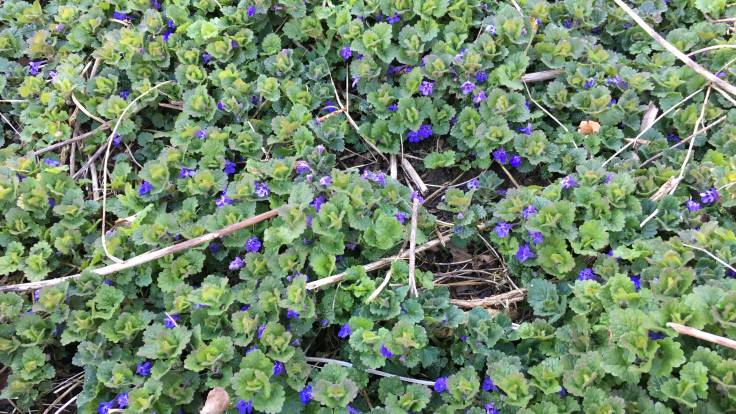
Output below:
[667,322,736,350]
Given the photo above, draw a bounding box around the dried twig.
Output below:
[640,101,659,134]
[613,0,736,97]
[0,209,280,292]
[640,116,727,167]
[71,93,106,124]
[521,69,563,83]
[365,269,393,303]
[199,387,229,414]
[686,44,736,57]
[305,357,436,386]
[389,155,397,179]
[407,199,420,297]
[401,157,428,194]
[32,124,110,156]
[681,243,736,274]
[450,289,526,309]
[667,322,736,350]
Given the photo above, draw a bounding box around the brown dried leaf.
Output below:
[578,120,601,135]
[200,387,229,414]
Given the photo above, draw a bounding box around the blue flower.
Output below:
[583,78,596,90]
[179,167,196,178]
[299,384,313,404]
[494,222,512,238]
[434,377,448,393]
[287,309,300,319]
[387,103,398,112]
[310,195,325,212]
[245,236,261,253]
[202,53,212,64]
[629,275,641,291]
[338,323,352,338]
[561,176,578,189]
[563,19,573,29]
[380,344,393,358]
[112,11,129,20]
[559,386,568,397]
[461,81,476,95]
[215,193,234,208]
[467,177,481,190]
[648,331,666,340]
[136,360,152,377]
[257,323,267,339]
[296,160,310,174]
[510,154,522,168]
[482,376,498,392]
[319,176,332,186]
[522,205,537,219]
[517,123,533,135]
[395,212,407,224]
[229,256,244,270]
[485,402,499,414]
[116,393,128,408]
[473,90,487,104]
[224,160,236,174]
[700,188,719,204]
[362,170,387,186]
[119,90,130,99]
[196,129,207,139]
[339,46,352,60]
[236,400,253,414]
[577,268,597,282]
[98,400,115,414]
[138,181,153,196]
[667,131,680,143]
[492,148,508,164]
[407,130,420,143]
[112,134,121,147]
[151,0,161,10]
[475,71,488,84]
[240,304,251,311]
[254,182,270,198]
[418,124,433,139]
[272,361,285,376]
[419,81,434,96]
[605,75,629,89]
[686,199,701,212]
[164,313,179,329]
[231,40,239,49]
[386,13,401,24]
[247,5,256,16]
[43,158,60,167]
[411,191,424,204]
[33,290,41,301]
[48,198,55,208]
[515,243,535,262]
[28,60,43,75]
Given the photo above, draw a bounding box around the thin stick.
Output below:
[603,87,705,167]
[686,44,736,57]
[450,288,526,308]
[0,209,280,292]
[613,0,736,97]
[667,322,736,350]
[71,93,106,124]
[389,155,397,179]
[499,164,520,188]
[521,69,563,83]
[305,357,436,386]
[0,111,21,136]
[401,157,428,194]
[681,243,736,273]
[640,101,659,134]
[42,379,81,414]
[52,394,77,414]
[522,80,572,148]
[365,269,393,303]
[407,199,420,297]
[89,160,100,201]
[640,116,727,167]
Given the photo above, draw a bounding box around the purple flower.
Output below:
[395,212,408,224]
[577,268,597,282]
[179,167,196,178]
[510,155,522,168]
[119,90,130,99]
[151,0,161,10]
[407,130,420,143]
[629,275,641,291]
[229,256,244,270]
[245,236,261,253]
[380,344,394,358]
[386,13,401,24]
[419,81,434,96]
[411,191,424,204]
[138,181,153,196]
[362,170,387,186]
[485,402,500,414]
[686,199,701,212]
[486,24,496,35]
[461,81,476,95]
[517,123,533,135]
[559,386,568,397]
[215,193,234,207]
[28,60,43,75]
[48,198,55,208]
[236,400,253,414]
[467,177,481,190]
[561,176,578,189]
[494,222,512,238]
[112,11,129,20]
[224,160,236,174]
[583,78,596,90]
[434,377,448,393]
[202,53,212,64]
[563,19,573,29]
[521,205,537,219]
[492,148,508,164]
[231,40,239,49]
[338,323,352,338]
[196,129,207,139]
[606,75,628,89]
[482,376,498,392]
[272,361,285,376]
[699,188,719,204]
[116,393,128,409]
[247,5,256,16]
[339,46,352,60]
[717,71,727,79]
[254,182,270,198]
[257,323,267,339]
[299,384,313,404]
[310,195,325,212]
[296,160,310,174]
[98,400,115,414]
[475,71,488,84]
[164,313,179,329]
[648,331,666,340]
[136,360,153,377]
[418,124,433,139]
[667,131,680,143]
[515,243,535,262]
[473,90,488,104]
[287,309,300,319]
[319,176,332,186]
[241,304,251,311]
[387,103,398,112]
[44,158,60,167]
[33,290,41,301]
[112,134,121,147]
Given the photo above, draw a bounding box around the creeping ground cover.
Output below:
[2,0,736,412]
